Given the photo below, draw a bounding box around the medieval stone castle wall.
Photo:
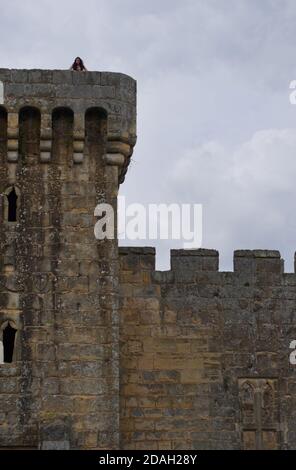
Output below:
[0,69,295,450]
[119,247,296,449]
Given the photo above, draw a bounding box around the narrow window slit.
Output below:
[7,187,18,222]
[3,323,17,363]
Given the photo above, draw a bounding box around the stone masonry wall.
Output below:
[0,69,136,449]
[119,247,296,450]
[2,68,296,451]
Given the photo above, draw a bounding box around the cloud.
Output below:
[167,128,296,270]
[121,128,296,271]
[1,1,296,270]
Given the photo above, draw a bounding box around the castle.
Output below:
[0,68,295,450]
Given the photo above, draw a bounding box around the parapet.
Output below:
[233,250,283,274]
[119,247,288,283]
[171,248,219,272]
[119,247,156,272]
[0,68,137,183]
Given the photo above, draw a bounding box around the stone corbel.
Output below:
[106,140,131,159]
[73,113,85,164]
[7,113,19,162]
[105,140,133,185]
[103,153,125,166]
[40,113,52,163]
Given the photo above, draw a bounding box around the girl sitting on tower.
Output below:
[70,57,87,71]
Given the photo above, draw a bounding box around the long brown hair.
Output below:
[71,57,86,70]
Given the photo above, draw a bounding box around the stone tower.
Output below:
[0,69,136,449]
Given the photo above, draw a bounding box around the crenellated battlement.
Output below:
[119,247,289,282]
[119,246,296,450]
[0,69,137,183]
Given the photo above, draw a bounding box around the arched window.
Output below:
[262,382,274,424]
[85,108,107,143]
[3,186,20,223]
[240,381,256,426]
[241,381,255,404]
[85,108,107,159]
[7,187,18,222]
[19,106,41,164]
[52,107,74,164]
[0,321,17,363]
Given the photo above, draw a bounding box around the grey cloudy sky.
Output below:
[1,0,296,270]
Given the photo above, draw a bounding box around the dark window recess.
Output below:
[3,323,17,363]
[7,188,18,222]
